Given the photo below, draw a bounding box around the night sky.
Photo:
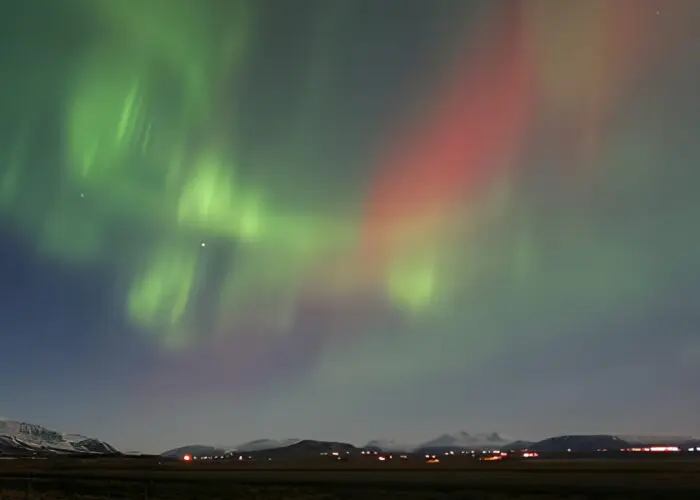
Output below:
[1,0,699,453]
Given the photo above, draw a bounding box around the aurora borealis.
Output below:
[1,0,699,451]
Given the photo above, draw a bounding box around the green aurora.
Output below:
[1,0,698,372]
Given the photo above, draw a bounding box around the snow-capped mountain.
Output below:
[0,419,117,455]
[230,438,300,452]
[416,432,512,452]
[363,432,514,453]
[364,438,415,452]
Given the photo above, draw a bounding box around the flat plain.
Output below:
[1,456,699,499]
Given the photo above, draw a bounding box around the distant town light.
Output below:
[649,446,680,452]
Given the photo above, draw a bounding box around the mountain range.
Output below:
[161,432,517,458]
[2,417,698,458]
[164,432,700,458]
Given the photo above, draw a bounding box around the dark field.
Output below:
[2,456,700,499]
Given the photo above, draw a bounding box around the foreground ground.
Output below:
[1,456,699,499]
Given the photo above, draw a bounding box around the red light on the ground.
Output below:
[183,454,192,461]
